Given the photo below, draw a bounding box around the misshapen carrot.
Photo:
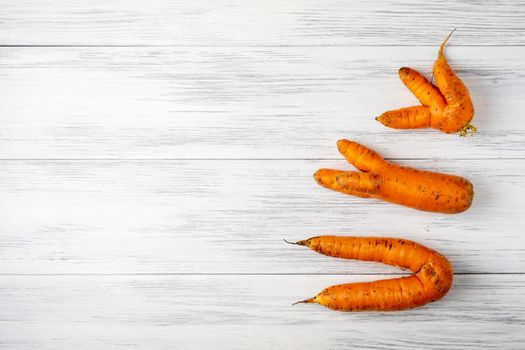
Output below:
[314,140,473,213]
[376,29,476,135]
[290,236,453,312]
[433,29,475,134]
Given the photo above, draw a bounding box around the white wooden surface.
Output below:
[1,1,524,349]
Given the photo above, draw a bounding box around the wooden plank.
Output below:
[1,159,523,274]
[0,274,523,349]
[0,0,524,46]
[1,46,524,159]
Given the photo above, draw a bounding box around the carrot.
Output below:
[289,236,453,312]
[376,29,476,135]
[313,139,473,213]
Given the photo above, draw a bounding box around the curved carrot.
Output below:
[376,29,476,135]
[313,140,474,213]
[290,236,453,312]
[433,29,475,135]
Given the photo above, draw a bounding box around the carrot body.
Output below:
[294,236,453,312]
[376,105,431,129]
[314,140,474,213]
[376,30,475,134]
[399,67,447,110]
[432,32,475,133]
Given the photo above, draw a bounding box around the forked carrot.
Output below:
[376,29,476,135]
[314,139,474,213]
[289,236,453,312]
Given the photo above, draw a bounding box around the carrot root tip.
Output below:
[376,114,387,126]
[313,170,322,183]
[439,28,457,57]
[283,238,306,246]
[292,297,315,306]
[336,139,348,152]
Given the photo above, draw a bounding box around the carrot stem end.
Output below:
[458,122,477,137]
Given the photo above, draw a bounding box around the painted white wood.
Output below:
[1,46,524,159]
[0,274,524,349]
[1,159,523,274]
[0,0,524,46]
[1,1,525,348]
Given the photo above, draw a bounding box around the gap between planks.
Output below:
[1,44,525,48]
[0,158,523,161]
[0,272,522,276]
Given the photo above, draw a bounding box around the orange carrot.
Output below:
[376,29,476,135]
[314,140,474,213]
[289,236,453,312]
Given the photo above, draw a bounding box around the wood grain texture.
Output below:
[1,0,524,46]
[2,0,525,348]
[1,46,524,159]
[1,159,523,274]
[1,274,524,349]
